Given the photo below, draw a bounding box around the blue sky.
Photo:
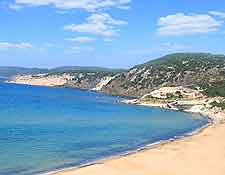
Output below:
[1,0,225,68]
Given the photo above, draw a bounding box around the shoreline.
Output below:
[48,122,225,175]
[45,98,225,175]
[42,121,212,175]
[44,120,217,175]
[42,104,215,175]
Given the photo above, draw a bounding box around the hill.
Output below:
[0,66,125,77]
[101,53,225,97]
[0,67,48,77]
[50,66,125,74]
[8,53,225,98]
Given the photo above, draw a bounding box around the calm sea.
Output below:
[0,78,208,175]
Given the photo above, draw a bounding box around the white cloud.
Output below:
[43,42,54,47]
[209,11,225,18]
[104,38,113,42]
[9,4,22,10]
[66,36,96,43]
[64,13,127,37]
[56,10,70,15]
[157,13,223,36]
[0,42,33,49]
[13,0,131,12]
[117,5,130,10]
[69,46,95,54]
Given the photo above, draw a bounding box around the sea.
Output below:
[0,77,208,175]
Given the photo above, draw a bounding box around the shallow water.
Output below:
[0,79,208,175]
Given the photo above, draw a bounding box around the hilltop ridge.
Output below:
[0,66,125,77]
[7,53,225,98]
[102,53,225,97]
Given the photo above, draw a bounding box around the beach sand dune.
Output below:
[52,123,225,175]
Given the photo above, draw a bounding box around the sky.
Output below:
[1,0,225,68]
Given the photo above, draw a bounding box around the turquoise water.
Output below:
[0,78,208,175]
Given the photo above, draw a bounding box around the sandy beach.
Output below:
[50,122,225,175]
[8,74,73,87]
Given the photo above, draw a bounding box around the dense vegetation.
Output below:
[210,101,225,110]
[139,53,225,67]
[202,81,225,97]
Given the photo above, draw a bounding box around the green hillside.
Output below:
[102,53,225,97]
